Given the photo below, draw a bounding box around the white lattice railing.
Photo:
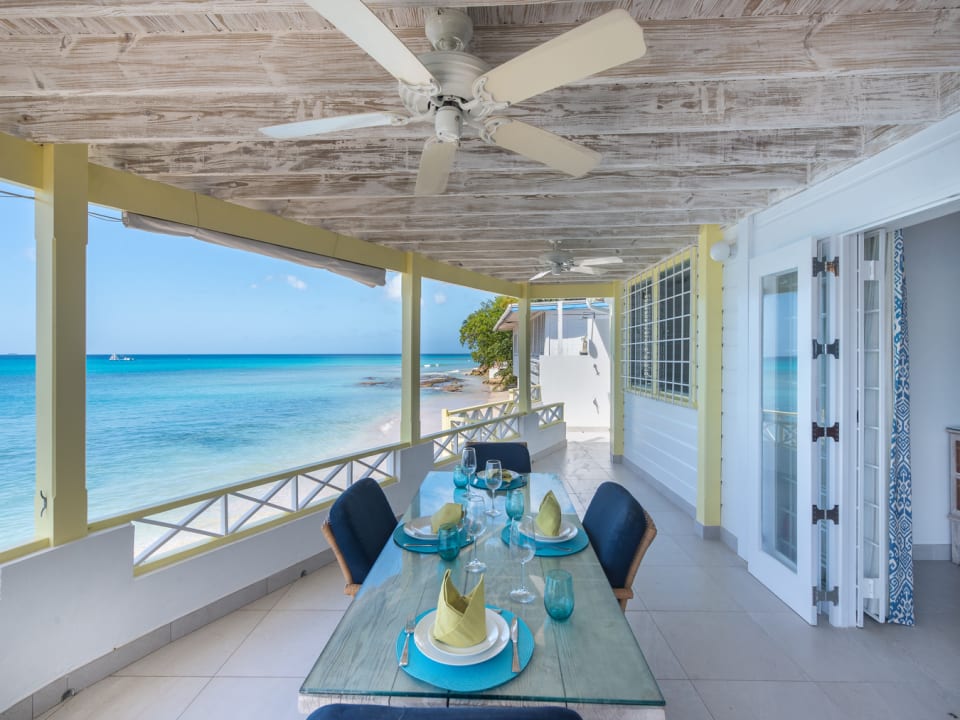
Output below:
[537,402,564,428]
[442,386,542,430]
[90,444,401,570]
[426,413,524,465]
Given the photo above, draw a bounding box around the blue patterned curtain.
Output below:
[888,229,915,625]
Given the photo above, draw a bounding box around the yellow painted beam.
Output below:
[87,164,406,273]
[696,224,724,528]
[401,253,422,444]
[517,288,531,414]
[610,281,625,458]
[416,255,521,297]
[0,132,43,189]
[528,282,616,300]
[35,144,89,545]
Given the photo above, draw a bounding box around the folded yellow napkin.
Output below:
[432,569,487,648]
[430,503,464,533]
[535,490,562,536]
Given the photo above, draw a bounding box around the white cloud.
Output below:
[385,272,402,302]
[249,283,258,289]
[23,247,36,262]
[286,274,307,291]
[434,292,447,305]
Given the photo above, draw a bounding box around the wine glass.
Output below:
[461,446,477,491]
[508,515,537,603]
[483,460,503,517]
[464,495,487,573]
[505,488,525,528]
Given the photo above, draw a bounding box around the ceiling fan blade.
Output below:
[578,256,624,266]
[570,265,603,275]
[529,270,552,281]
[415,139,457,196]
[260,112,402,139]
[475,9,646,106]
[488,120,600,177]
[304,0,437,89]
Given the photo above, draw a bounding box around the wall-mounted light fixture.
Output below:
[709,240,736,263]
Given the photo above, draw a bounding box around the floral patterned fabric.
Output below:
[888,228,915,625]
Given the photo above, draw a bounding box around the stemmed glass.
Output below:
[483,460,503,516]
[461,446,477,492]
[505,488,524,529]
[464,495,487,573]
[508,515,537,603]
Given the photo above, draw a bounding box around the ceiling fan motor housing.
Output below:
[399,51,490,118]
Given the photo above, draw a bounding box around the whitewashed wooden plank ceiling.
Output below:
[1,1,959,283]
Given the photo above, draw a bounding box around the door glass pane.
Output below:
[761,270,798,572]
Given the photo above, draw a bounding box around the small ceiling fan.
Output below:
[261,1,647,195]
[529,243,623,281]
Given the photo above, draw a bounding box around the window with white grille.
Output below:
[623,249,696,404]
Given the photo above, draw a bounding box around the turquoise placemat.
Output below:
[392,524,474,554]
[470,474,528,492]
[499,524,589,557]
[396,607,534,692]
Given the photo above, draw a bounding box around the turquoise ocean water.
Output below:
[0,353,474,548]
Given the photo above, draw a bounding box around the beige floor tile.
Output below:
[40,677,208,720]
[633,566,743,612]
[817,678,960,720]
[178,677,304,720]
[655,680,713,720]
[748,610,932,683]
[117,610,266,677]
[639,534,699,566]
[670,535,745,567]
[625,612,687,680]
[694,680,846,720]
[273,564,354,612]
[652,611,807,681]
[698,565,790,613]
[217,610,343,677]
[243,585,292,611]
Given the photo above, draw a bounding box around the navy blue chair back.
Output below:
[582,482,655,609]
[308,704,583,720]
[325,477,396,587]
[466,441,532,474]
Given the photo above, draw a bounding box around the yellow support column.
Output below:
[35,144,89,545]
[401,253,421,444]
[696,225,724,530]
[610,283,625,459]
[517,289,531,415]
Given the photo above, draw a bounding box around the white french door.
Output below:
[748,237,818,624]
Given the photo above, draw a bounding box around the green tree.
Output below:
[459,295,516,387]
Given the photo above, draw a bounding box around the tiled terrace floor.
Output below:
[38,432,960,720]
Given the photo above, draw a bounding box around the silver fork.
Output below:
[399,617,416,667]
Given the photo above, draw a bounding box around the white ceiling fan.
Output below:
[261,1,647,195]
[529,243,624,281]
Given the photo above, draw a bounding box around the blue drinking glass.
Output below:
[505,488,525,524]
[453,464,469,489]
[544,569,575,621]
[437,523,461,561]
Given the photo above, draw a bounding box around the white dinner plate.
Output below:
[403,516,437,540]
[529,519,577,544]
[413,609,509,666]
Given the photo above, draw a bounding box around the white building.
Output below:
[495,299,612,429]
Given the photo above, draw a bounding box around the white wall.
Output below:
[623,394,699,509]
[719,113,960,560]
[539,355,610,428]
[903,212,960,549]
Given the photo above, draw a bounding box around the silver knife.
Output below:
[510,617,520,672]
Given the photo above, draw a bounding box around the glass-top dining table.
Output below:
[299,472,666,719]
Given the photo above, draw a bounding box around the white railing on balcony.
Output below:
[441,385,541,430]
[90,444,400,571]
[87,399,564,573]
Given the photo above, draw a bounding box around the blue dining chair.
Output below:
[307,704,583,720]
[322,476,397,596]
[582,481,657,612]
[465,441,532,474]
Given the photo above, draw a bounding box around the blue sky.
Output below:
[0,181,494,355]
